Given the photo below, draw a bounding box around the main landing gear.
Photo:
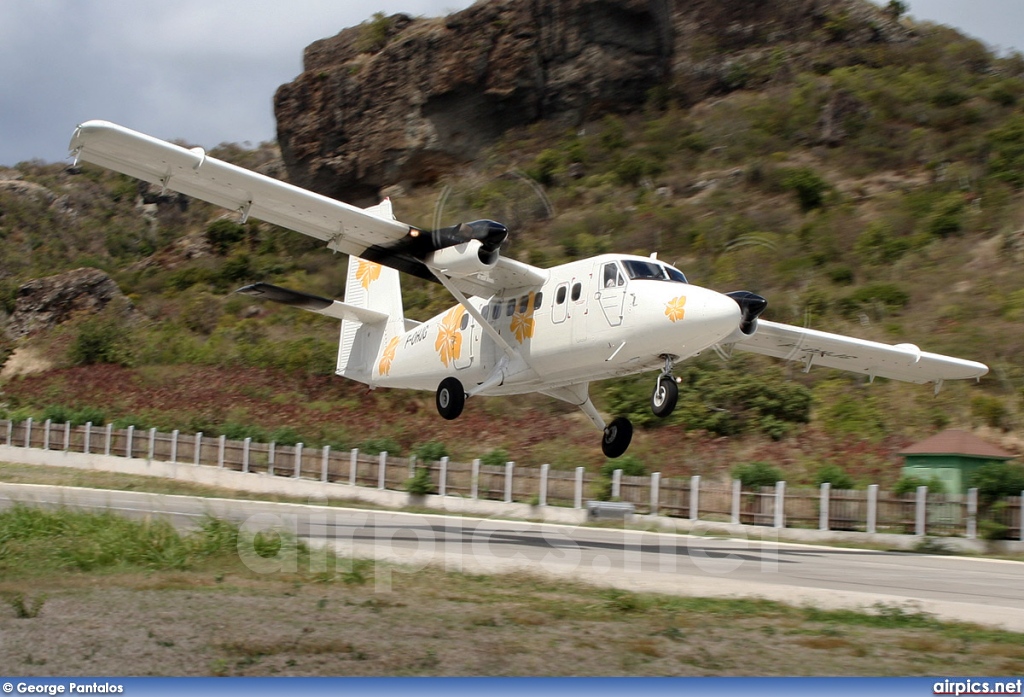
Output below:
[601,417,633,459]
[436,377,465,420]
[651,355,679,418]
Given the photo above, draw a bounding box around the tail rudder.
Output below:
[337,256,405,383]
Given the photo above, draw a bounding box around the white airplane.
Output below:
[69,121,989,457]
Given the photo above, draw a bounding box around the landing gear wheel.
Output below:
[436,377,465,420]
[651,377,678,418]
[601,417,633,459]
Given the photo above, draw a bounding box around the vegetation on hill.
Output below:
[2,16,1024,484]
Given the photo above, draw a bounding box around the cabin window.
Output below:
[622,259,688,284]
[534,292,543,309]
[491,303,501,321]
[571,282,582,301]
[519,295,529,313]
[506,299,516,317]
[556,286,567,304]
[460,313,470,331]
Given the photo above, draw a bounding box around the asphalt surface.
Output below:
[4,483,1024,631]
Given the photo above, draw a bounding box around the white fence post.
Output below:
[650,472,661,515]
[125,425,134,458]
[612,469,622,499]
[104,423,112,456]
[539,463,549,507]
[84,422,92,454]
[349,448,358,486]
[773,481,786,529]
[504,462,514,503]
[5,419,11,446]
[1020,491,1024,543]
[294,443,304,478]
[731,479,741,525]
[915,485,928,537]
[43,419,51,450]
[690,475,700,521]
[147,428,156,461]
[268,442,276,476]
[440,456,449,496]
[408,455,417,479]
[867,484,879,534]
[378,451,387,490]
[321,445,330,482]
[242,437,251,474]
[819,482,831,531]
[64,422,71,452]
[25,418,33,448]
[218,435,226,468]
[966,487,978,540]
[194,432,203,466]
[170,430,178,463]
[471,459,480,500]
[574,467,584,509]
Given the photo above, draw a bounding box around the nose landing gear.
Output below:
[651,355,679,418]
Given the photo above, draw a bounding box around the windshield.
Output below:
[622,260,688,284]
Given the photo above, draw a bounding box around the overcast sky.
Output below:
[1,0,1021,167]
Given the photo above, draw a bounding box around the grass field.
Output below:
[2,494,1024,676]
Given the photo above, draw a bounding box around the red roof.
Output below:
[900,429,1014,459]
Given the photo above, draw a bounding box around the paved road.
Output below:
[4,483,1024,631]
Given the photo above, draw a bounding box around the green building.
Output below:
[900,429,1015,494]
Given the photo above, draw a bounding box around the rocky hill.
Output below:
[274,0,906,203]
[1,0,1023,479]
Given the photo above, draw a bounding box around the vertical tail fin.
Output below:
[337,199,405,383]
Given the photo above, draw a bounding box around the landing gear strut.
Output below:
[651,355,679,418]
[602,417,633,459]
[436,377,465,420]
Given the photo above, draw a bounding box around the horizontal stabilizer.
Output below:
[236,283,388,324]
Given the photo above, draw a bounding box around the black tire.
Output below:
[436,377,465,420]
[651,377,678,418]
[601,417,633,458]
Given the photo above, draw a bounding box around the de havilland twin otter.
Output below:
[69,121,989,457]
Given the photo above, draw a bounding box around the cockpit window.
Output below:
[622,260,688,284]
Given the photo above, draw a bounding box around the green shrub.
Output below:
[970,461,1024,507]
[733,462,783,489]
[405,467,435,496]
[360,437,401,456]
[413,441,448,462]
[204,219,246,255]
[480,448,510,467]
[893,475,946,496]
[815,463,856,490]
[70,315,133,366]
[781,168,829,211]
[970,395,1009,430]
[599,455,647,478]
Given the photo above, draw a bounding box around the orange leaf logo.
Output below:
[435,305,466,367]
[510,293,538,344]
[377,336,399,377]
[665,296,687,323]
[356,260,382,290]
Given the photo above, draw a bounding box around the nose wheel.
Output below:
[651,355,679,418]
[602,417,633,458]
[436,377,465,420]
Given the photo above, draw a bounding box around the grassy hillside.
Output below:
[2,17,1024,484]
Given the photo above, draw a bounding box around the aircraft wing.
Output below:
[68,120,545,297]
[730,319,988,384]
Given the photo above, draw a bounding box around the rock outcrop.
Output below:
[274,0,905,203]
[6,268,131,338]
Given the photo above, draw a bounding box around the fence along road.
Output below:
[3,418,1023,548]
[2,482,1024,632]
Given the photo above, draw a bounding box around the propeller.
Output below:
[726,290,768,335]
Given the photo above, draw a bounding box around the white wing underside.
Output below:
[68,120,544,297]
[731,319,988,383]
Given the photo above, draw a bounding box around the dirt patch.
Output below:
[1,347,54,379]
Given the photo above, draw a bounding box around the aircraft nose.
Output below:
[697,289,742,340]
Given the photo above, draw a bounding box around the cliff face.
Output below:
[274,0,903,204]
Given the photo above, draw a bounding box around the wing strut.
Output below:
[428,268,520,363]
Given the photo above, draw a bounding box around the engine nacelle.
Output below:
[719,318,759,345]
[425,239,498,277]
